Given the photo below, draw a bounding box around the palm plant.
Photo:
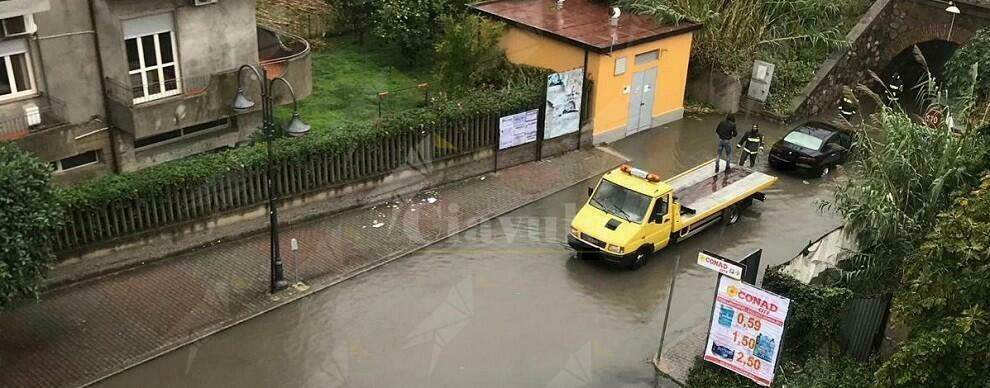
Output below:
[618,0,847,74]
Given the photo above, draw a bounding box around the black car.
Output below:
[768,122,852,177]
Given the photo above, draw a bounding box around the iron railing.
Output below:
[0,95,68,140]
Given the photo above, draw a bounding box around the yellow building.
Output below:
[473,0,700,144]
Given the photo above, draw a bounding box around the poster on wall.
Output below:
[703,276,791,387]
[499,109,539,150]
[544,68,584,140]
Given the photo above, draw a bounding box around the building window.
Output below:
[0,15,36,38]
[123,13,180,104]
[52,150,100,172]
[0,39,36,101]
[134,118,231,149]
[635,50,659,65]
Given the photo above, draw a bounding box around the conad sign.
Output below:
[697,251,743,279]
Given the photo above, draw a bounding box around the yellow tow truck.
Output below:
[568,160,778,269]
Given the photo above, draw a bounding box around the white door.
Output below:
[626,67,658,135]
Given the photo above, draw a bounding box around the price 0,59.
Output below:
[736,312,762,331]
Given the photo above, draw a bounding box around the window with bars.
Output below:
[0,39,36,101]
[123,13,180,104]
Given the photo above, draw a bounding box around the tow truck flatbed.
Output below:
[668,160,777,227]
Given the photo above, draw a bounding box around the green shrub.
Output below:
[777,355,877,388]
[370,0,465,62]
[876,307,990,387]
[685,356,758,387]
[433,14,507,94]
[945,27,990,102]
[872,174,990,387]
[763,267,853,361]
[0,143,64,310]
[59,73,546,211]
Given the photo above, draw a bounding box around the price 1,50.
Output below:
[732,331,756,350]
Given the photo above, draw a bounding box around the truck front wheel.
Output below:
[626,247,652,270]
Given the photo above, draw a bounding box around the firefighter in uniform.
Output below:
[838,94,857,121]
[737,124,765,167]
[887,73,903,105]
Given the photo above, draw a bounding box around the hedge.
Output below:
[762,267,853,361]
[59,65,549,210]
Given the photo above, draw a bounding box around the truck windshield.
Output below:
[590,179,651,223]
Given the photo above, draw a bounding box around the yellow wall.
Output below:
[588,32,694,136]
[501,27,586,72]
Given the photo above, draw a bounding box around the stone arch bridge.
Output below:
[793,0,990,117]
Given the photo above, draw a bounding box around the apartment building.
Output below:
[0,0,311,183]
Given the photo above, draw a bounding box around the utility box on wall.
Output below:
[747,60,775,103]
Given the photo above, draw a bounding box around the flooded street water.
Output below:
[95,113,842,388]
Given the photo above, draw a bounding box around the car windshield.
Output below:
[783,130,825,151]
[589,179,651,223]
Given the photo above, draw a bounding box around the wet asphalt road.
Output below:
[94,113,843,388]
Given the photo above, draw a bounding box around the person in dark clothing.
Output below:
[737,124,765,167]
[887,73,903,105]
[838,95,857,121]
[715,114,737,173]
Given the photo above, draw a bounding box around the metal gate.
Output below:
[837,295,890,361]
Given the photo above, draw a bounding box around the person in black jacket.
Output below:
[715,114,737,173]
[737,124,765,167]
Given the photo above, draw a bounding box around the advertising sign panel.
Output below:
[544,68,584,139]
[697,251,744,280]
[703,276,791,387]
[498,109,539,150]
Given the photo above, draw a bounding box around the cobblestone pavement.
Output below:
[656,322,709,386]
[0,147,625,388]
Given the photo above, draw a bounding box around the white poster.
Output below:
[544,68,584,140]
[499,109,539,150]
[703,276,791,387]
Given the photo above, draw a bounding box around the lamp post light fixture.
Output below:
[945,1,961,40]
[231,64,310,294]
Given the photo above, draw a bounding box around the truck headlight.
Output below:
[607,245,624,254]
[570,227,580,236]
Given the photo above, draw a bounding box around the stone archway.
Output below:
[880,23,975,70]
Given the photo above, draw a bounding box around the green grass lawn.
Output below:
[276,35,434,132]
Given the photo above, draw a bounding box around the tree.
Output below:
[944,27,990,130]
[371,0,465,62]
[0,143,64,311]
[433,15,507,94]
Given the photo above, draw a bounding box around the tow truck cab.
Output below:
[568,165,683,268]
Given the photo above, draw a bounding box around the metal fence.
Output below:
[55,110,506,251]
[0,96,67,140]
[838,295,891,362]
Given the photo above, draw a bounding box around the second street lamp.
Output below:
[232,64,310,294]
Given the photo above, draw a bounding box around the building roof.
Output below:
[471,0,702,54]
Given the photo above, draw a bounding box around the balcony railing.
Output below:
[0,95,67,141]
[105,73,215,107]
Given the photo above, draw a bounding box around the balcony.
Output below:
[0,0,50,19]
[0,95,68,141]
[103,26,311,140]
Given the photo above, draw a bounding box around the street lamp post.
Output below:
[231,64,310,294]
[945,1,961,40]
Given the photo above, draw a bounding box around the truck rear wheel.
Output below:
[723,206,740,225]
